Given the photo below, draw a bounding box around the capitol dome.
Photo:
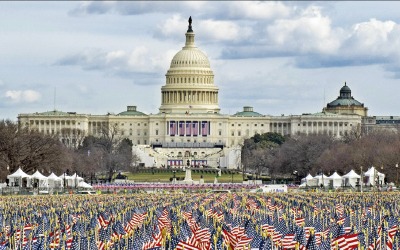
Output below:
[159,17,220,114]
[169,48,210,69]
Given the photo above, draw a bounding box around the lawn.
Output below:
[124,171,244,183]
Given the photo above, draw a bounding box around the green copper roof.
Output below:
[233,106,264,117]
[327,98,363,107]
[327,82,364,108]
[232,111,264,117]
[118,110,147,116]
[118,106,147,116]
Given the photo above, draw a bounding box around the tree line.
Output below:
[0,120,137,183]
[242,130,400,184]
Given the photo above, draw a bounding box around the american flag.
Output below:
[192,122,198,136]
[201,121,208,136]
[169,121,176,136]
[186,121,191,136]
[179,121,185,136]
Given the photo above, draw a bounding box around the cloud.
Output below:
[69,1,207,16]
[223,1,292,20]
[157,15,252,43]
[266,6,341,54]
[5,90,41,103]
[56,46,172,81]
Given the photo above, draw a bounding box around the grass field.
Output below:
[124,171,244,183]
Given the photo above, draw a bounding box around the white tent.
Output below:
[327,172,343,188]
[62,173,84,188]
[78,181,93,189]
[364,166,385,186]
[301,174,314,186]
[28,170,49,188]
[7,168,31,187]
[342,170,361,187]
[313,174,329,187]
[47,173,63,188]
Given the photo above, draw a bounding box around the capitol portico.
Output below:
[18,17,367,169]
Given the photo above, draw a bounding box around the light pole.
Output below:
[396,163,399,186]
[360,166,363,193]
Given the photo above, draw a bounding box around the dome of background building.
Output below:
[323,82,368,116]
[233,106,264,117]
[118,106,147,116]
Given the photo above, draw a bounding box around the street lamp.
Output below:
[396,163,399,186]
[293,170,298,185]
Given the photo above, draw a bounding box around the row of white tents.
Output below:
[6,168,92,189]
[300,166,385,188]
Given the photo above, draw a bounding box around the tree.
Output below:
[79,124,136,182]
[0,119,70,180]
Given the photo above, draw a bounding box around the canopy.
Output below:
[328,172,343,188]
[300,174,314,186]
[342,170,361,187]
[71,173,84,181]
[301,174,314,181]
[7,168,31,187]
[328,172,342,179]
[47,172,62,181]
[30,170,48,180]
[313,174,329,187]
[47,172,63,188]
[343,170,360,178]
[364,166,385,186]
[7,168,30,179]
[28,170,48,188]
[78,181,93,189]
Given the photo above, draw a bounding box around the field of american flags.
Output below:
[1,192,400,249]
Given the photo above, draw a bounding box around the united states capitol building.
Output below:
[18,18,399,169]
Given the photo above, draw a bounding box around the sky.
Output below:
[1,1,400,121]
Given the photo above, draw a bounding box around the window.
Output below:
[137,140,140,144]
[238,131,241,136]
[238,124,241,127]
[255,124,257,127]
[156,130,159,135]
[231,131,234,136]
[144,140,147,144]
[261,124,264,127]
[156,123,158,126]
[231,124,234,127]
[219,131,222,136]
[138,123,140,126]
[137,130,141,136]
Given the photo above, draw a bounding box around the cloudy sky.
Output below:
[1,1,400,120]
